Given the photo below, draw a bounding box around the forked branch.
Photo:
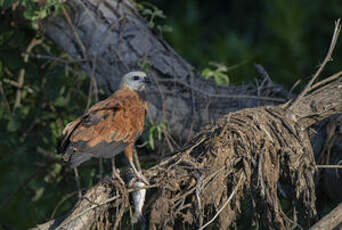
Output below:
[288,18,341,109]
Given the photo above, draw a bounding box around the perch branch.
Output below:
[309,202,342,230]
[55,195,120,230]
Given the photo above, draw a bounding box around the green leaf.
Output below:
[215,72,229,85]
[23,7,34,20]
[149,21,155,28]
[44,163,62,183]
[7,117,20,132]
[155,9,165,19]
[202,68,213,78]
[160,25,172,33]
[0,0,14,8]
[54,96,67,107]
[142,9,152,15]
[149,131,154,149]
[32,187,44,202]
[38,9,48,19]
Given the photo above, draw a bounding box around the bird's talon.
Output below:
[138,174,149,186]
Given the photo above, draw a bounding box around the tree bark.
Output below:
[309,202,342,230]
[32,180,124,230]
[44,0,288,142]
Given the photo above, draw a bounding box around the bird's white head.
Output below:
[120,71,150,91]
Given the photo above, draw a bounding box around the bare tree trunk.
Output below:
[44,0,288,142]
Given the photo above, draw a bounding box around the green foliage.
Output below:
[135,1,172,34]
[160,0,342,87]
[144,121,168,150]
[0,11,90,227]
[138,57,152,71]
[202,61,251,86]
[0,0,64,29]
[202,62,230,85]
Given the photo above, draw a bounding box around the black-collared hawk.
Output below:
[57,71,150,183]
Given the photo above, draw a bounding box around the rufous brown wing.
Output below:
[57,86,148,167]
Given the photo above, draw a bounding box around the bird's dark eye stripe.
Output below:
[133,76,140,80]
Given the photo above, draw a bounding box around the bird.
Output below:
[57,71,150,185]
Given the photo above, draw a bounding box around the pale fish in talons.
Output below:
[126,169,147,229]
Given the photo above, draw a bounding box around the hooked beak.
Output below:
[144,77,151,84]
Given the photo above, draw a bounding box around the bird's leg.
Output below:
[125,144,149,185]
[111,157,116,178]
[111,157,125,185]
[73,167,82,200]
[133,148,142,173]
[128,158,149,185]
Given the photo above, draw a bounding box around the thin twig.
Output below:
[288,79,301,95]
[30,53,88,64]
[113,191,128,230]
[14,69,24,109]
[310,70,342,91]
[59,6,99,112]
[14,38,43,110]
[289,19,341,109]
[163,130,175,152]
[61,6,87,57]
[50,191,80,219]
[198,173,245,230]
[316,165,342,169]
[2,78,34,93]
[200,166,227,190]
[254,64,271,82]
[156,78,286,102]
[61,3,99,113]
[196,175,204,227]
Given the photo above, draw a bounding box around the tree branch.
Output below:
[288,18,341,109]
[309,202,342,230]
